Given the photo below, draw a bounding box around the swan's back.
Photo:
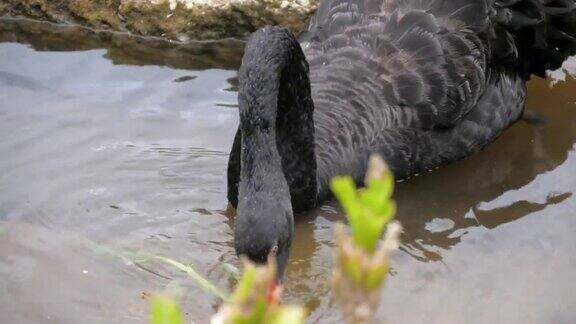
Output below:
[300,0,576,193]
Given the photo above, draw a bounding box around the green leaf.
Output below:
[342,253,363,285]
[365,264,389,291]
[330,165,397,253]
[222,262,241,279]
[150,296,184,324]
[150,255,229,301]
[331,176,374,250]
[330,177,361,222]
[232,262,257,303]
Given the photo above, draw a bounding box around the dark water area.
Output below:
[1,18,575,324]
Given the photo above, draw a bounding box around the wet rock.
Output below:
[1,0,319,40]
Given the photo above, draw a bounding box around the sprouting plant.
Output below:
[211,258,306,324]
[148,259,305,324]
[330,154,397,253]
[330,154,402,324]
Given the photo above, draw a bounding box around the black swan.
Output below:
[227,0,576,277]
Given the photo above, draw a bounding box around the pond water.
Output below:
[1,19,575,324]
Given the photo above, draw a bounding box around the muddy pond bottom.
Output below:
[1,19,575,324]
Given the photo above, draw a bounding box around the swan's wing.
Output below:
[300,0,488,44]
[305,0,491,133]
[306,1,499,189]
[299,0,381,43]
[305,0,576,131]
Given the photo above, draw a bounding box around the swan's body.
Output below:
[228,0,576,276]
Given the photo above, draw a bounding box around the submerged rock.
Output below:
[1,0,319,40]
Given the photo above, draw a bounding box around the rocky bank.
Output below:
[0,0,319,40]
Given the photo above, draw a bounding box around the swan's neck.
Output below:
[238,27,318,213]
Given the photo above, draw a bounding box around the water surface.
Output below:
[1,19,575,324]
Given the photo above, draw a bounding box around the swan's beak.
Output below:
[267,280,283,305]
[269,245,288,281]
[267,247,284,304]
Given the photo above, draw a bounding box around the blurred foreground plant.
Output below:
[211,258,306,324]
[330,155,403,324]
[149,154,400,324]
[148,259,305,324]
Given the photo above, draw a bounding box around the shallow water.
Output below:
[1,19,575,324]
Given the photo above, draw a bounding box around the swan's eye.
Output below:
[270,245,279,257]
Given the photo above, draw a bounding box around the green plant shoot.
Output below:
[212,259,306,324]
[330,155,396,253]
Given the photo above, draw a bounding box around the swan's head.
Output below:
[234,186,294,280]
